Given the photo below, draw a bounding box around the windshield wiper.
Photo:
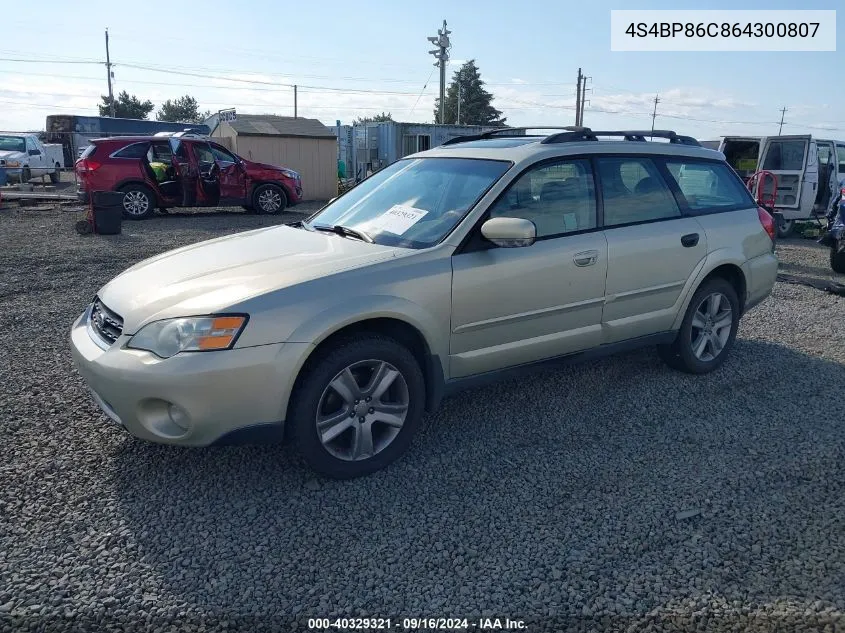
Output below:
[311,224,374,243]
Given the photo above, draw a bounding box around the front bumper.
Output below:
[70,307,309,446]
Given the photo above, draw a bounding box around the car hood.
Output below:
[0,150,25,161]
[98,225,398,333]
[242,158,293,174]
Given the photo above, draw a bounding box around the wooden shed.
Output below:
[210,114,337,201]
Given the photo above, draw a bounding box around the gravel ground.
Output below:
[1,208,844,633]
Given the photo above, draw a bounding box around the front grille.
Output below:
[90,298,123,345]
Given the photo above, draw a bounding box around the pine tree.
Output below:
[433,60,506,126]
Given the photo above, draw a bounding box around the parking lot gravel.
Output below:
[1,207,844,632]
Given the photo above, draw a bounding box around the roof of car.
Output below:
[415,128,726,163]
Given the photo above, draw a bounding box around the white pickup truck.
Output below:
[0,132,65,184]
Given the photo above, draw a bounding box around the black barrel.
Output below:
[91,191,124,235]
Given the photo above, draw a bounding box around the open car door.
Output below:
[758,135,818,218]
[190,141,221,207]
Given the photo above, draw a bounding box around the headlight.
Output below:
[281,169,299,180]
[5,160,21,168]
[127,315,247,358]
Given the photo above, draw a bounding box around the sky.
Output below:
[0,0,842,141]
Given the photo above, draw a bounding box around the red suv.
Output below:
[75,132,303,219]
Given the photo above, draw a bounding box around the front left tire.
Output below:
[288,335,425,479]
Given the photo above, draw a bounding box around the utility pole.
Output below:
[575,68,582,126]
[778,106,787,134]
[294,85,298,119]
[579,75,590,126]
[104,28,115,117]
[650,93,660,139]
[456,83,461,125]
[427,20,451,124]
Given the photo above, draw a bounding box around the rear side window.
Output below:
[79,145,97,159]
[596,157,680,227]
[111,142,148,159]
[665,160,753,212]
[762,140,806,170]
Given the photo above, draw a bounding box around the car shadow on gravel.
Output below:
[112,339,845,620]
[112,340,845,617]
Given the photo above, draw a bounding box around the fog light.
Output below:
[167,404,190,431]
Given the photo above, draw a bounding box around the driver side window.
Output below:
[210,144,237,164]
[192,143,215,165]
[488,159,597,238]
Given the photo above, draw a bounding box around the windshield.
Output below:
[0,136,26,153]
[307,157,511,248]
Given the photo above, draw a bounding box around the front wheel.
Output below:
[658,278,740,374]
[288,335,425,479]
[50,166,61,184]
[21,167,31,184]
[832,248,845,274]
[253,184,287,215]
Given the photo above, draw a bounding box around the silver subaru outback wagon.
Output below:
[70,127,779,478]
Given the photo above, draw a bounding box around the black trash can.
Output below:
[91,191,124,235]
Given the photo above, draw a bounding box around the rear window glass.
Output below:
[112,143,148,159]
[762,140,806,171]
[665,161,753,211]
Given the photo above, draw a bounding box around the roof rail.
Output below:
[541,128,701,146]
[441,126,589,147]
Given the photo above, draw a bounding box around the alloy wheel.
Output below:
[315,360,409,461]
[690,292,733,362]
[258,189,282,213]
[123,191,150,216]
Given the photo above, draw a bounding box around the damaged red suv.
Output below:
[75,132,303,219]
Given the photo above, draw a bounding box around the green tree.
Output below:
[434,60,506,126]
[98,91,155,119]
[354,112,394,124]
[156,95,210,123]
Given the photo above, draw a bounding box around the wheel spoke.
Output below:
[693,332,708,358]
[710,332,724,356]
[351,423,374,460]
[691,311,707,329]
[318,410,353,443]
[713,313,733,333]
[707,293,722,317]
[329,367,361,405]
[368,361,399,400]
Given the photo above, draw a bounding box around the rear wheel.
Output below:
[776,217,794,238]
[831,248,845,274]
[288,335,425,479]
[253,184,287,215]
[119,184,155,220]
[658,278,740,374]
[49,165,61,184]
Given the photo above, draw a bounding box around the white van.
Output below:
[719,135,845,237]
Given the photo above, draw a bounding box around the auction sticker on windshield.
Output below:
[365,205,428,234]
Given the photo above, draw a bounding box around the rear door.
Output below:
[758,135,818,218]
[190,141,221,207]
[597,155,707,344]
[719,136,763,182]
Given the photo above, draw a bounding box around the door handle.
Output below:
[573,250,598,267]
[681,233,699,247]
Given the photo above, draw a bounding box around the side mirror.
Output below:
[480,217,536,248]
[29,149,41,156]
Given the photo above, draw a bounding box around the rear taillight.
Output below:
[757,207,776,241]
[76,158,101,173]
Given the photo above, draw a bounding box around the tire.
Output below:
[119,184,155,220]
[252,184,287,215]
[49,165,61,184]
[832,248,845,274]
[657,278,740,375]
[776,217,794,239]
[21,167,31,184]
[288,335,425,479]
